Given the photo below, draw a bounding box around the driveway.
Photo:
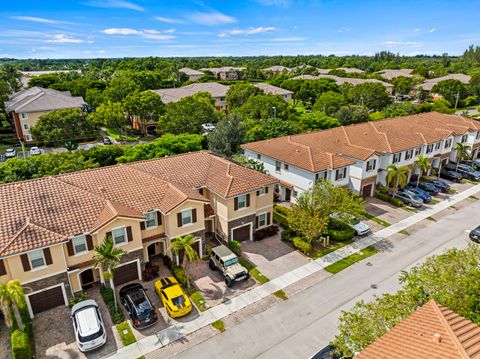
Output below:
[241,233,309,279]
[365,197,411,225]
[33,288,117,359]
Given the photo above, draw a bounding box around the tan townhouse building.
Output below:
[179,67,205,81]
[5,86,86,142]
[199,66,246,81]
[0,151,276,317]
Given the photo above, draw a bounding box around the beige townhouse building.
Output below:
[0,151,276,317]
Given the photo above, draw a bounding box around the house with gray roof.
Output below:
[420,74,472,92]
[179,67,204,81]
[5,87,86,142]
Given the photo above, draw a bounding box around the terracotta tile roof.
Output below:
[356,300,480,359]
[142,233,166,244]
[0,151,274,257]
[68,259,95,271]
[242,112,480,172]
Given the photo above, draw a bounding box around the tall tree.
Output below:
[453,142,471,171]
[413,155,431,187]
[334,105,369,125]
[431,79,467,107]
[234,94,291,121]
[313,91,347,116]
[349,82,392,111]
[171,234,199,289]
[0,280,26,331]
[392,76,414,96]
[208,114,246,157]
[88,101,127,137]
[226,83,263,109]
[123,91,164,134]
[386,164,411,196]
[93,236,125,310]
[0,64,21,92]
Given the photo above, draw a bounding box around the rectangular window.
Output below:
[335,168,347,181]
[237,195,247,210]
[181,209,193,226]
[316,171,328,181]
[434,141,441,150]
[426,144,434,154]
[476,132,480,140]
[415,147,421,155]
[258,213,267,227]
[445,138,452,148]
[392,153,402,163]
[405,150,414,161]
[257,154,261,160]
[29,250,45,269]
[220,97,226,101]
[145,212,157,228]
[20,113,28,120]
[366,159,377,172]
[72,235,87,254]
[258,187,266,196]
[112,227,127,245]
[461,134,468,143]
[284,163,289,171]
[25,134,32,141]
[23,123,29,130]
[275,161,281,172]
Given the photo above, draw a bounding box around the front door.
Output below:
[285,188,291,202]
[147,244,156,257]
[80,269,95,289]
[362,184,373,198]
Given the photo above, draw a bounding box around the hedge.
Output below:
[11,329,31,359]
[253,225,279,241]
[274,206,291,216]
[292,237,312,254]
[172,265,190,288]
[281,229,295,242]
[375,190,404,207]
[273,211,289,228]
[327,218,356,242]
[100,286,124,324]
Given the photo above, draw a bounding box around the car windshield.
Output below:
[172,295,186,307]
[134,300,153,319]
[224,257,238,266]
[78,325,103,343]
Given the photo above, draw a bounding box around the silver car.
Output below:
[71,300,107,352]
[394,190,423,208]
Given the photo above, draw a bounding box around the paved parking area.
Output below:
[242,233,309,279]
[33,288,117,359]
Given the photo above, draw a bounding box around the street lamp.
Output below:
[272,106,276,118]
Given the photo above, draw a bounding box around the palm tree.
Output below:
[0,280,26,331]
[386,164,411,197]
[93,236,125,311]
[171,234,198,289]
[413,155,431,187]
[454,143,471,171]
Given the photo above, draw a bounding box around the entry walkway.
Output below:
[104,183,480,359]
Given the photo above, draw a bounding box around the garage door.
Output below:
[114,261,139,286]
[232,224,251,242]
[28,286,65,315]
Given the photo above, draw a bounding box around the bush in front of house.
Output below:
[292,237,312,254]
[274,206,292,216]
[281,228,295,242]
[142,263,160,281]
[100,286,124,324]
[172,265,189,287]
[273,211,289,228]
[375,189,404,207]
[11,329,31,359]
[327,218,356,242]
[254,225,279,241]
[227,239,241,252]
[69,292,89,307]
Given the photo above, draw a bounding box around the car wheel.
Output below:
[225,277,233,287]
[209,259,216,271]
[245,272,250,280]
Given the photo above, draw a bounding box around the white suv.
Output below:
[71,300,107,352]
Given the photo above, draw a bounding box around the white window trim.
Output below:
[28,249,47,271]
[257,212,268,229]
[181,209,193,228]
[144,211,158,230]
[112,226,128,247]
[236,195,248,211]
[258,187,267,196]
[275,161,281,173]
[20,112,28,120]
[72,235,88,256]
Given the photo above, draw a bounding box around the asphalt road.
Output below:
[175,199,480,359]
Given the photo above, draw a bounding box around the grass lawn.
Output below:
[449,188,457,193]
[273,290,288,300]
[364,213,391,227]
[462,178,477,185]
[239,257,270,284]
[401,206,417,213]
[211,320,225,332]
[105,127,137,142]
[399,229,410,236]
[324,246,379,274]
[116,321,136,346]
[189,290,208,312]
[310,239,355,259]
[430,198,441,204]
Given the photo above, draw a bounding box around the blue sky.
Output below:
[0,0,479,59]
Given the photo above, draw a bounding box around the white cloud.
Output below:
[102,28,175,40]
[219,27,275,37]
[155,16,185,24]
[98,50,106,54]
[46,34,84,43]
[11,16,58,24]
[271,36,306,42]
[84,0,144,11]
[413,28,421,32]
[255,0,291,7]
[383,41,423,48]
[186,11,236,26]
[337,27,351,33]
[430,28,437,33]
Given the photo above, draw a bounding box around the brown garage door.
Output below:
[232,224,251,242]
[29,286,65,315]
[114,261,139,286]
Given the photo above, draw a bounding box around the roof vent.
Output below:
[15,184,23,191]
[432,333,442,343]
[99,186,106,194]
[363,132,367,135]
[296,149,300,152]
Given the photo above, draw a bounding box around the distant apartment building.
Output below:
[179,67,205,81]
[242,112,480,202]
[5,86,86,142]
[291,74,394,94]
[376,68,413,80]
[253,83,293,102]
[199,66,246,81]
[420,73,472,92]
[19,70,81,87]
[263,65,292,74]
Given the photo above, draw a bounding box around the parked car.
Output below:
[407,181,440,195]
[423,178,451,193]
[463,159,480,171]
[71,300,107,352]
[332,213,370,235]
[209,245,249,287]
[4,148,16,159]
[201,123,216,132]
[154,276,192,318]
[440,168,462,182]
[394,191,424,208]
[119,283,157,329]
[403,187,432,203]
[29,146,41,156]
[470,225,480,243]
[103,137,112,145]
[445,163,480,181]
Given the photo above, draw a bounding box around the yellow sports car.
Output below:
[154,276,192,318]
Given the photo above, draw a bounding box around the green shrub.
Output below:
[11,329,31,359]
[281,229,295,242]
[99,286,124,324]
[172,265,188,287]
[69,292,88,307]
[273,211,289,228]
[292,237,312,254]
[375,190,403,207]
[327,227,355,242]
[227,240,241,251]
[11,306,31,339]
[274,206,292,216]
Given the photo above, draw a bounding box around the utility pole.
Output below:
[19,139,26,159]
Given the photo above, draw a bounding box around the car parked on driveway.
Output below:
[440,168,462,182]
[408,181,440,195]
[394,191,424,208]
[209,245,249,287]
[470,225,480,243]
[403,187,432,203]
[445,163,480,181]
[4,148,16,159]
[71,300,107,352]
[119,283,157,329]
[103,137,113,145]
[463,159,480,171]
[29,146,41,156]
[154,276,192,318]
[423,178,451,193]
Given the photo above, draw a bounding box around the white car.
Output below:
[71,300,107,352]
[29,146,41,156]
[4,148,16,159]
[347,217,370,236]
[202,123,216,132]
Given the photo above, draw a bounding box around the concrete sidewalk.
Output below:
[104,183,480,359]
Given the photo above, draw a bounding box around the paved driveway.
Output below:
[33,288,117,359]
[241,233,310,279]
